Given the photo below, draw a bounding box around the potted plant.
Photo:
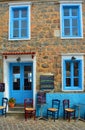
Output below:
[8,97,16,108]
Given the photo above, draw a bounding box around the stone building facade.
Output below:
[0,0,85,116]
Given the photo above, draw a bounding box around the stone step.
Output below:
[7,111,24,116]
[9,106,24,111]
[7,104,25,116]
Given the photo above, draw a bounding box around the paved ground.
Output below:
[0,115,85,130]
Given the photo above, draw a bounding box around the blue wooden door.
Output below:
[9,63,33,104]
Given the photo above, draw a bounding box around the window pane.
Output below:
[74,62,79,76]
[21,29,27,37]
[13,9,19,18]
[74,78,79,86]
[66,62,71,76]
[72,8,78,16]
[64,8,69,16]
[64,28,70,35]
[13,66,20,90]
[13,66,20,73]
[13,29,19,37]
[64,19,70,26]
[66,78,71,86]
[72,19,78,26]
[72,28,78,36]
[74,62,78,69]
[74,69,79,76]
[21,9,27,17]
[21,20,27,28]
[13,21,19,28]
[24,66,32,90]
[66,62,71,71]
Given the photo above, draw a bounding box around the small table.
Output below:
[37,103,47,120]
[75,103,85,121]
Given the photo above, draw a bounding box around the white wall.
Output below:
[3,54,36,108]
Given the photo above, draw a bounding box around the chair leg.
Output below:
[47,110,48,119]
[57,111,59,119]
[2,109,3,115]
[2,109,6,117]
[34,110,36,120]
[74,111,76,121]
[25,111,28,121]
[64,112,67,120]
[63,111,66,119]
[68,112,70,122]
[5,108,7,117]
[47,110,59,121]
[54,112,55,122]
[52,112,55,122]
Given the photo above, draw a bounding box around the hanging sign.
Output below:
[0,83,5,92]
[40,75,54,90]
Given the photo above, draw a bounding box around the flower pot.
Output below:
[9,102,15,108]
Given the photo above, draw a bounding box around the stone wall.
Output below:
[0,0,85,91]
[0,55,3,82]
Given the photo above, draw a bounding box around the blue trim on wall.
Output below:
[0,92,3,105]
[0,92,3,114]
[36,93,85,118]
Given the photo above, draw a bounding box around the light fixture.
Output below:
[16,57,21,62]
[71,56,76,60]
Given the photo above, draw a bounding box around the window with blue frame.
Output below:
[63,58,83,91]
[60,4,83,38]
[9,5,30,40]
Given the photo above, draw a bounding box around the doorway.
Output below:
[9,62,33,104]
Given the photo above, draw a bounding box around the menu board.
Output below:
[40,75,54,89]
[0,83,5,92]
[37,91,46,104]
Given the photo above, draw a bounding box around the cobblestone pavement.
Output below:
[0,115,85,130]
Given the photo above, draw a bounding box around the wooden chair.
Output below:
[47,99,60,122]
[24,98,36,121]
[63,99,76,122]
[0,97,8,117]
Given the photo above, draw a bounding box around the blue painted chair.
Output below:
[63,99,76,122]
[47,99,60,122]
[0,97,8,117]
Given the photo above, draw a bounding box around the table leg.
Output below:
[38,104,47,120]
[78,106,80,120]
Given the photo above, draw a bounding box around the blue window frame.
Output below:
[9,5,30,40]
[60,4,83,38]
[63,59,83,91]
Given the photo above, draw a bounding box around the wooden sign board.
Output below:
[40,75,54,90]
[37,91,46,104]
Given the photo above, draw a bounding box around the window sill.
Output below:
[62,89,84,92]
[61,36,83,39]
[8,38,31,41]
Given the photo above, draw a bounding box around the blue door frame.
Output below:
[9,62,33,104]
